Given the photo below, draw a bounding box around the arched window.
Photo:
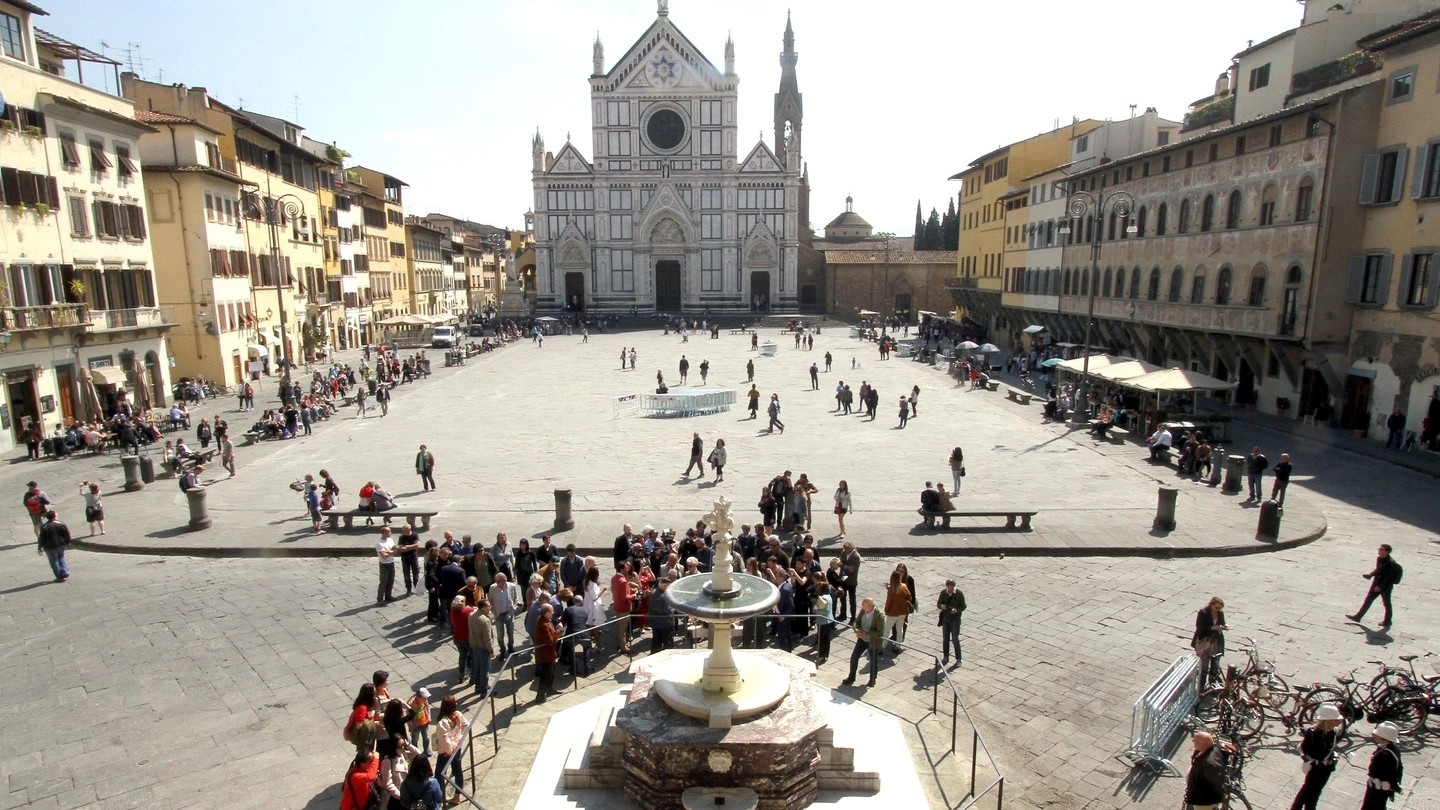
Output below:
[1081,268,1089,296]
[1092,268,1101,297]
[1156,203,1168,236]
[1103,267,1113,297]
[1148,267,1162,301]
[1168,267,1184,302]
[1200,194,1215,231]
[1225,190,1242,229]
[1215,266,1233,305]
[1129,267,1142,299]
[1191,267,1207,303]
[1108,211,1118,241]
[1247,265,1267,306]
[1285,265,1302,285]
[1295,177,1315,221]
[1050,268,1060,295]
[1137,206,1148,238]
[1178,199,1191,233]
[1259,185,1278,226]
[1084,215,1093,244]
[1063,268,1072,296]
[1046,220,1055,246]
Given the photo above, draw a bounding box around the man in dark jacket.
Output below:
[920,482,941,512]
[1184,732,1227,809]
[1244,446,1269,502]
[614,524,637,570]
[435,550,467,628]
[37,510,72,582]
[1270,453,1294,506]
[646,580,675,651]
[1290,703,1342,810]
[1348,544,1402,627]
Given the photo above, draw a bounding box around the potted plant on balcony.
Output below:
[1275,396,1291,418]
[24,125,42,137]
[34,202,50,218]
[68,279,86,303]
[0,119,15,133]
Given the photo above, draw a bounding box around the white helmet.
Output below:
[1316,704,1343,722]
[1373,722,1400,743]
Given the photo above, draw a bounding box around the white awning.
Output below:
[247,343,264,356]
[88,366,122,386]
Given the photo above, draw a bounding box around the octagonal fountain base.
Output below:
[610,649,849,810]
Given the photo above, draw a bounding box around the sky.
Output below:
[47,0,1305,235]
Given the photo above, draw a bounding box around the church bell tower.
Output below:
[773,12,802,169]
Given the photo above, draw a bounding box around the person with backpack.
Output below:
[37,509,72,582]
[22,481,50,536]
[1347,544,1403,628]
[399,755,445,810]
[339,749,381,810]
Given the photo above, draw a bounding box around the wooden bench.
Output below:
[917,509,1036,531]
[1006,388,1033,405]
[729,328,752,335]
[321,509,439,531]
[984,380,1000,392]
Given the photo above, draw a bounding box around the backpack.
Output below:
[1391,561,1403,585]
[24,492,42,514]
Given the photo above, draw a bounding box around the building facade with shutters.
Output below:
[531,4,809,315]
[1343,11,1440,447]
[0,1,173,451]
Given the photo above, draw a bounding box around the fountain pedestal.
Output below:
[619,650,826,810]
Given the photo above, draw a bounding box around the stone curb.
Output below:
[70,515,1327,560]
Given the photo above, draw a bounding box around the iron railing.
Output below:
[438,610,1004,810]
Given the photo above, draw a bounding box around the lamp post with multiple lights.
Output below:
[1058,188,1135,424]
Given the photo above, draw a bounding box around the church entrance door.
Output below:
[564,272,585,312]
[750,271,771,312]
[655,261,682,312]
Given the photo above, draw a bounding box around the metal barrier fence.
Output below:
[1118,654,1201,775]
[611,393,641,418]
[638,388,737,417]
[436,610,1004,810]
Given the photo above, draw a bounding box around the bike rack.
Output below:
[1118,654,1202,775]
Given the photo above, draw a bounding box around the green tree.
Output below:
[913,201,925,248]
[942,198,959,249]
[923,208,942,251]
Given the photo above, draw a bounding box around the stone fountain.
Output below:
[564,496,880,810]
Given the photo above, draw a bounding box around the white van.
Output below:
[431,326,456,348]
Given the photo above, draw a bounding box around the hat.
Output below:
[415,687,431,699]
[1315,704,1342,722]
[1373,721,1400,743]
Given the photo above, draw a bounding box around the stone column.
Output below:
[120,455,143,492]
[1256,499,1282,540]
[186,487,212,530]
[1222,455,1245,494]
[554,488,574,530]
[1153,487,1178,531]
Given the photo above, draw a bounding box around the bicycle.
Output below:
[1218,731,1254,810]
[1302,668,1429,738]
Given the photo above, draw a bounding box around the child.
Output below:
[306,484,323,534]
[408,687,432,757]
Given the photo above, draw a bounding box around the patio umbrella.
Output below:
[858,309,879,316]
[976,343,1000,354]
[536,315,560,322]
[1092,359,1165,382]
[1038,358,1063,369]
[1127,367,1235,392]
[956,341,979,350]
[1056,354,1129,374]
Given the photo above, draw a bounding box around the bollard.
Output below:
[554,488,574,531]
[138,454,156,484]
[1207,454,1223,487]
[1153,486,1178,531]
[185,487,212,530]
[1222,455,1245,494]
[120,454,144,492]
[1256,498,1282,540]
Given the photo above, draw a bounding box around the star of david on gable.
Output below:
[649,54,678,85]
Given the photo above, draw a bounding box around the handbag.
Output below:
[1194,637,1219,658]
[959,466,967,477]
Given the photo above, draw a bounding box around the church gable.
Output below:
[546,143,592,175]
[599,18,728,94]
[739,142,783,173]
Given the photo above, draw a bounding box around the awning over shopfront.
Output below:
[247,343,264,356]
[88,366,121,387]
[1023,324,1047,334]
[1127,368,1235,393]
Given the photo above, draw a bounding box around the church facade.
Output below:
[531,3,809,314]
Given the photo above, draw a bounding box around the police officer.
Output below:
[1289,703,1342,810]
[1361,722,1403,810]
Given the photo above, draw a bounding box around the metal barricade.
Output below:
[612,393,641,418]
[1118,654,1200,775]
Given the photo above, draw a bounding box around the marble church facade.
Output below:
[531,4,809,315]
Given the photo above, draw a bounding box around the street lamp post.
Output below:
[242,192,310,394]
[1059,188,1135,424]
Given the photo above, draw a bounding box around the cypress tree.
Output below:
[923,208,942,251]
[913,201,925,248]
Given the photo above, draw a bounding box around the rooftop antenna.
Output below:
[1129,103,1137,119]
[291,94,303,123]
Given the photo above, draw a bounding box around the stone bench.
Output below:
[917,508,1036,531]
[1006,388,1033,405]
[984,380,999,392]
[321,509,438,531]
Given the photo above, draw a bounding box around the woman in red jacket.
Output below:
[339,749,380,810]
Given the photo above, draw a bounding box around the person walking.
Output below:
[1288,703,1342,810]
[833,481,852,538]
[1271,453,1293,505]
[1191,596,1227,686]
[747,385,761,419]
[416,444,437,492]
[683,433,704,477]
[909,385,920,417]
[1347,544,1402,628]
[22,481,51,537]
[882,569,912,655]
[219,433,236,478]
[810,363,819,390]
[397,525,421,595]
[629,347,637,369]
[1385,408,1407,449]
[81,481,105,536]
[824,351,832,372]
[767,394,785,434]
[897,396,910,428]
[305,483,324,534]
[699,359,709,385]
[37,509,72,582]
[746,358,755,383]
[1361,723,1403,810]
[375,382,390,417]
[679,355,689,384]
[356,386,369,418]
[949,447,965,494]
[707,439,727,483]
[1184,732,1228,810]
[937,578,966,668]
[375,527,398,604]
[841,596,884,687]
[1244,446,1269,502]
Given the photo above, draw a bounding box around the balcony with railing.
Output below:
[1289,51,1382,99]
[86,306,176,332]
[1056,294,1281,336]
[1,304,88,331]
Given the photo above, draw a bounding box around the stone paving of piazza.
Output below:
[0,324,1436,810]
